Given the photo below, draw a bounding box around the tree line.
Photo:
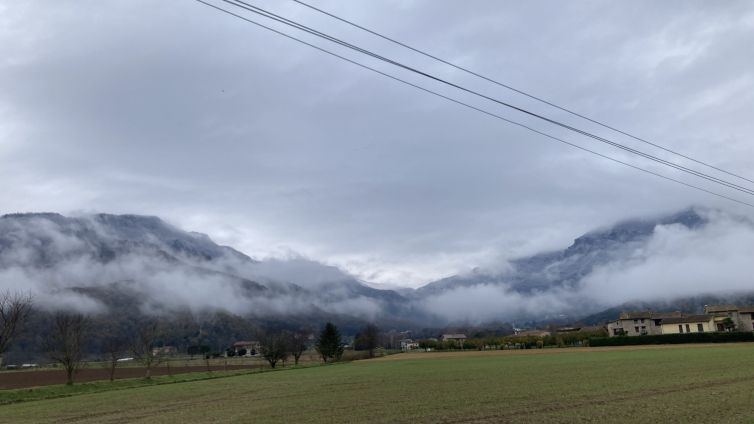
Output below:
[417,329,609,351]
[1,289,385,385]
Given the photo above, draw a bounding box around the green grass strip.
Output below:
[0,364,324,406]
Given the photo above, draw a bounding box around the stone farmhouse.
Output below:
[607,305,754,337]
[440,334,467,347]
[232,340,261,356]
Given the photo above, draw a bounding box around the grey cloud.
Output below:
[0,214,392,320]
[1,1,753,288]
[418,209,754,323]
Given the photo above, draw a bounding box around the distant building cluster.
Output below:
[607,305,754,337]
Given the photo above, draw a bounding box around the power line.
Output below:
[294,0,754,187]
[192,0,754,209]
[216,0,754,198]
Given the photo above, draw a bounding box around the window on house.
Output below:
[634,326,639,333]
[685,324,691,333]
[697,324,704,332]
[678,325,683,333]
[634,319,638,324]
[640,319,645,323]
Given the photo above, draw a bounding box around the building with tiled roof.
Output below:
[607,305,754,337]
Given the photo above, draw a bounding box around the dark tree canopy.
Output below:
[316,322,344,363]
[355,323,380,358]
[722,317,736,331]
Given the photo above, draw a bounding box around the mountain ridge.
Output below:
[1,207,747,327]
[416,207,707,296]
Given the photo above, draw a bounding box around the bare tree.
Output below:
[101,336,126,382]
[259,332,288,369]
[288,332,307,366]
[132,319,163,379]
[46,313,88,385]
[356,324,380,358]
[0,290,33,369]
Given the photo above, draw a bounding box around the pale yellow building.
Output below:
[659,315,715,335]
[607,305,754,337]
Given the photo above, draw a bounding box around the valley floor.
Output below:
[2,343,754,423]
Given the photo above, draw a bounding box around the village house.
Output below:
[232,340,260,356]
[704,305,754,332]
[440,333,467,347]
[607,305,754,337]
[660,315,715,334]
[151,346,177,356]
[399,338,419,351]
[607,311,683,336]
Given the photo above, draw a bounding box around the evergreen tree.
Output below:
[316,322,343,363]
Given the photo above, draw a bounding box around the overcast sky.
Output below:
[2,1,753,288]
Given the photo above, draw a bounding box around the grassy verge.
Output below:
[0,351,398,407]
[0,364,318,405]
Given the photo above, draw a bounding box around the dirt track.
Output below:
[0,364,261,390]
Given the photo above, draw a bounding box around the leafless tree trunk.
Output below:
[46,313,87,385]
[101,336,125,382]
[131,319,163,379]
[205,352,212,373]
[358,324,379,358]
[0,290,33,369]
[288,332,307,366]
[260,332,288,369]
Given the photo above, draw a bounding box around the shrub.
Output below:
[589,332,754,347]
[418,339,437,350]
[462,340,479,350]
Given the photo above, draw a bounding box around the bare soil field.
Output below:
[0,364,261,389]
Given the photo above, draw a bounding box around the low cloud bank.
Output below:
[0,215,385,320]
[1,210,752,324]
[417,210,754,323]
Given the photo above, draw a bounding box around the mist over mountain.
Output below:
[0,213,413,323]
[414,208,754,323]
[1,208,753,328]
[418,208,706,296]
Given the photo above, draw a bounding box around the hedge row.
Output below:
[589,331,754,347]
